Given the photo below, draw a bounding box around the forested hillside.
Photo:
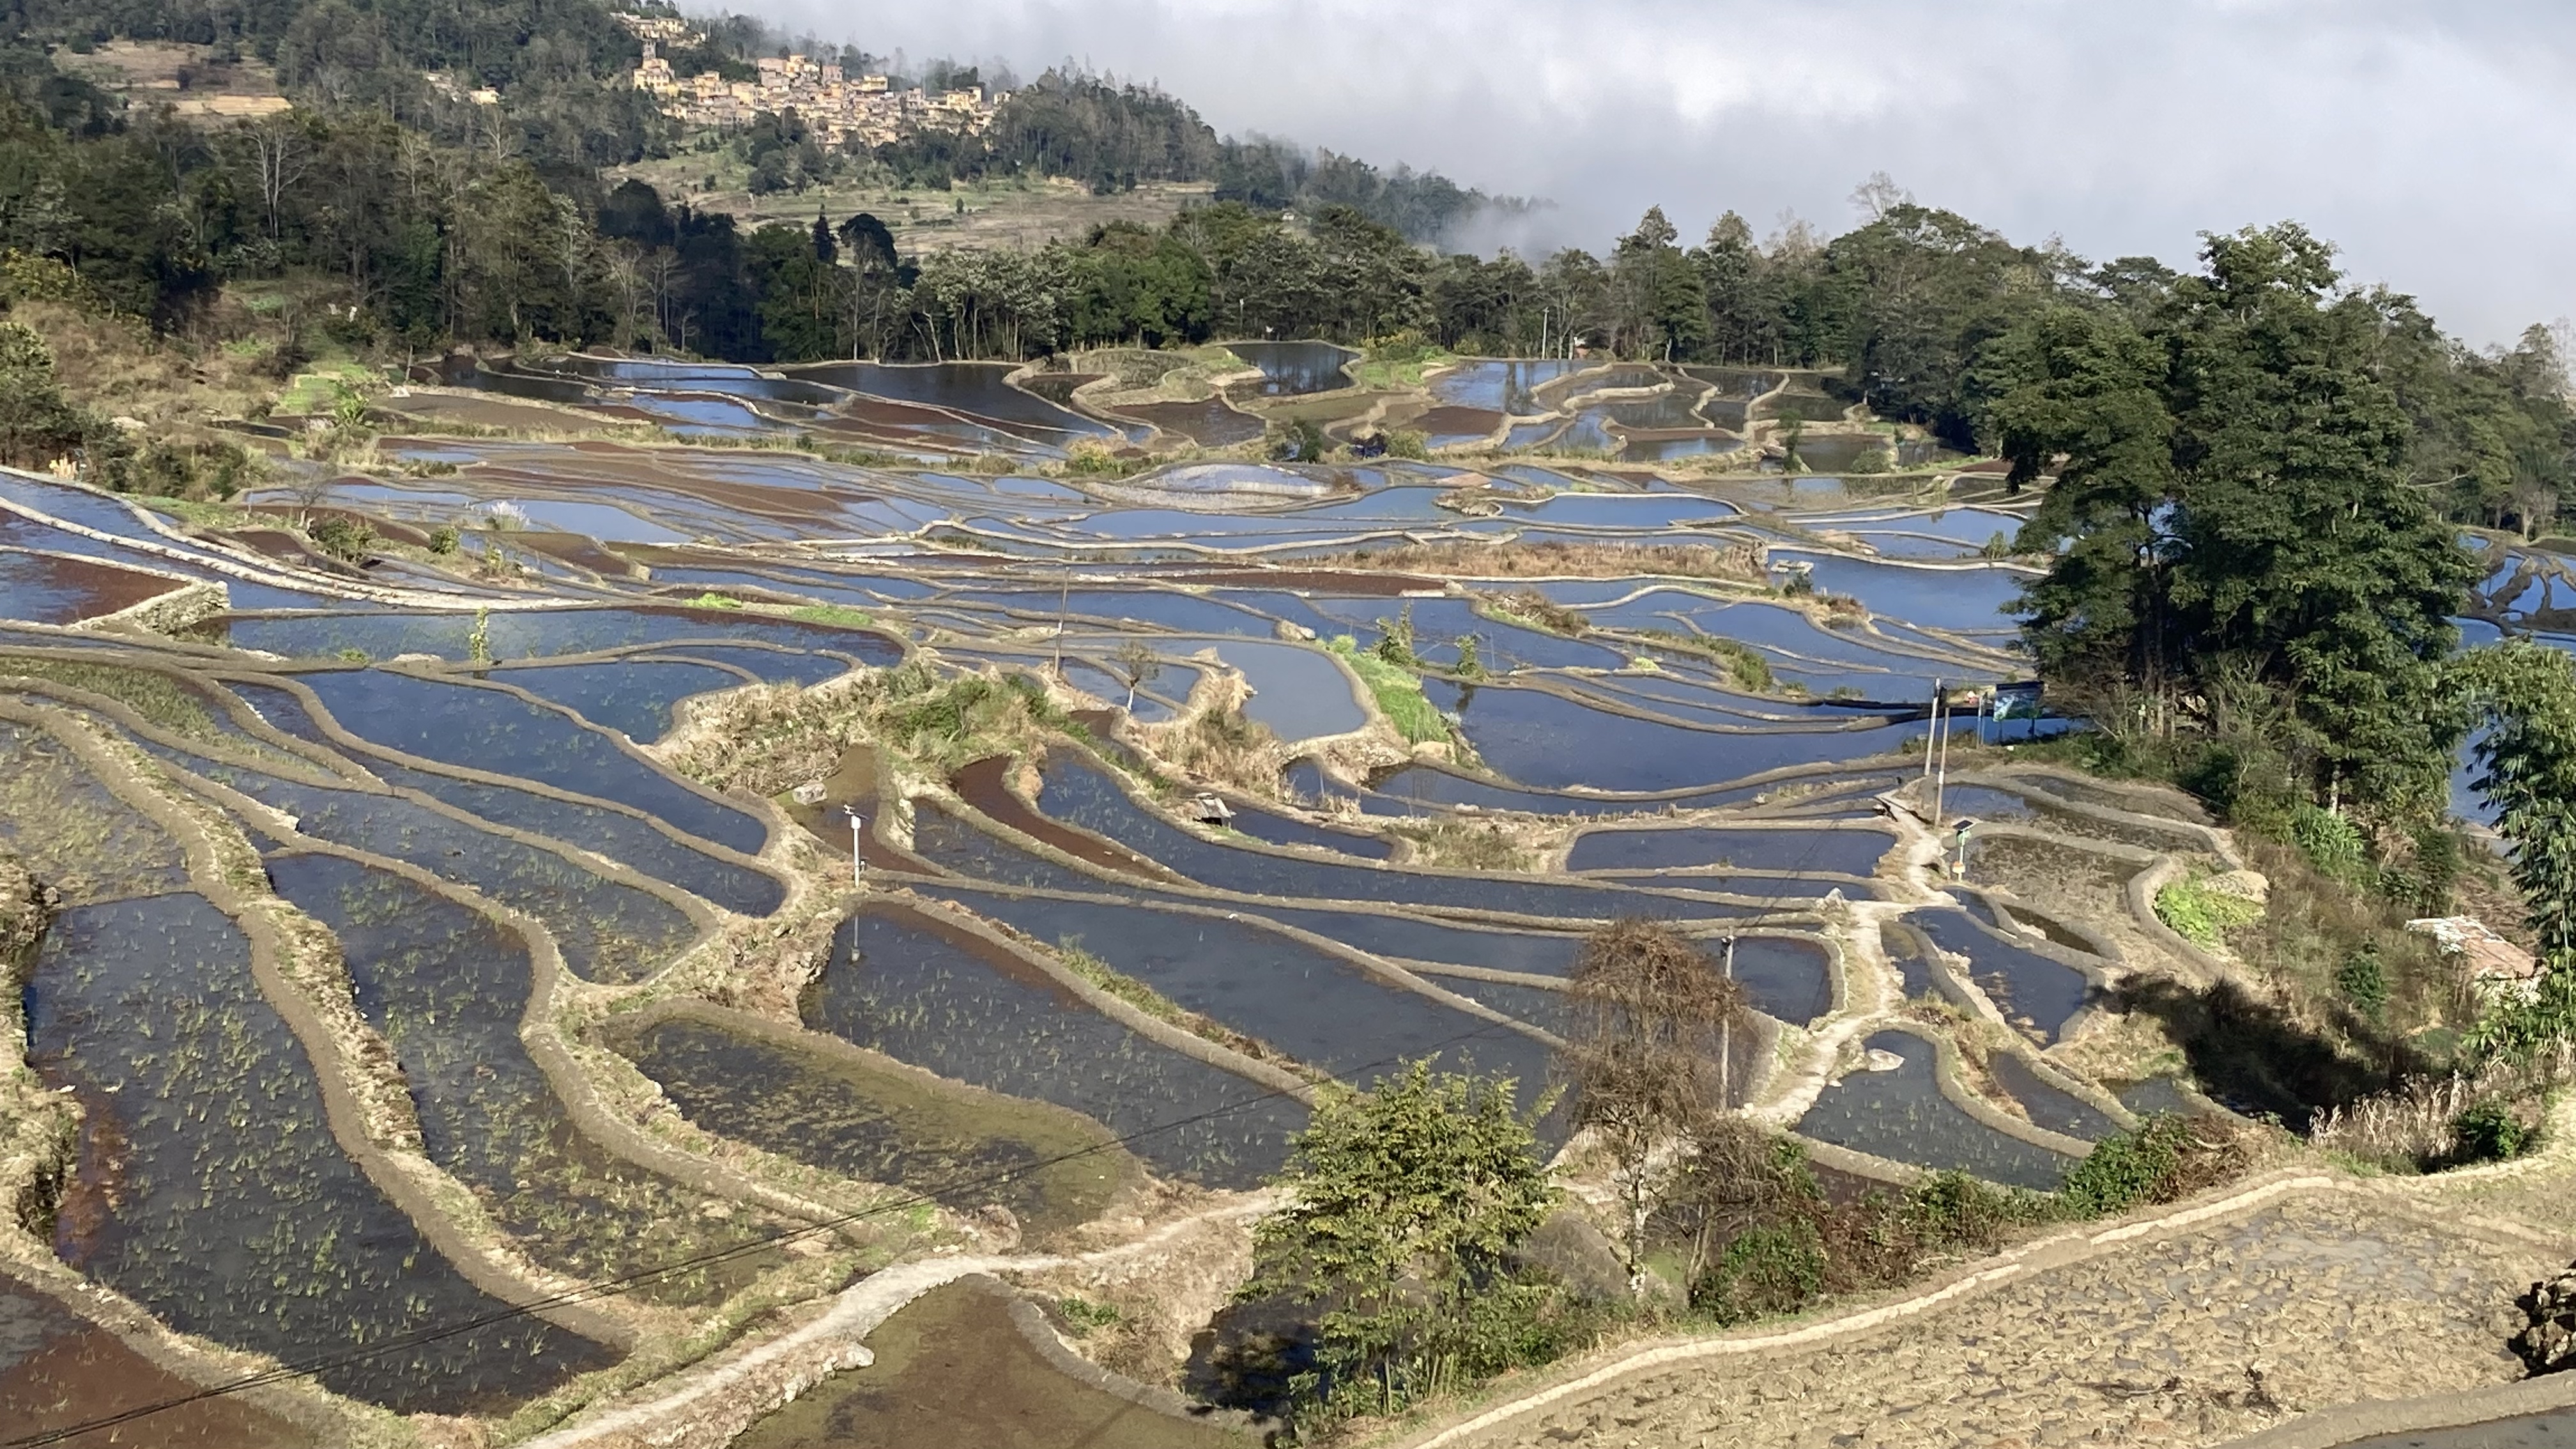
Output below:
[0,0,2568,538]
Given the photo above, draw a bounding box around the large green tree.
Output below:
[1981,224,2481,821]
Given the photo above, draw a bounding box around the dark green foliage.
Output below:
[1267,415,1329,464]
[307,514,375,562]
[2458,642,2576,1055]
[2448,1100,2533,1165]
[1693,1218,1825,1324]
[1980,225,2485,830]
[0,321,95,467]
[2055,1114,2234,1216]
[2336,945,2388,1017]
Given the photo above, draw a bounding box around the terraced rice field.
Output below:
[5,348,2537,1448]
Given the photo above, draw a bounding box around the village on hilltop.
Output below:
[617,12,1008,146]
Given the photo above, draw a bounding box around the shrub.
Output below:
[1906,1170,2035,1251]
[1383,428,1429,461]
[427,525,460,555]
[2449,1100,2532,1165]
[307,515,376,563]
[1241,1061,1570,1431]
[2336,946,2389,1016]
[1848,447,1890,475]
[1708,638,1772,693]
[2057,1115,2245,1216]
[2153,877,2264,947]
[1693,1218,1827,1324]
[2290,805,2370,885]
[1266,417,1330,463]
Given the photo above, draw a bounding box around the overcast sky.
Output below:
[721,0,2573,348]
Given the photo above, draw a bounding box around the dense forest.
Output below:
[0,0,2569,540]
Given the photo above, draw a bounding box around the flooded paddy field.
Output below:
[0,347,2299,1443]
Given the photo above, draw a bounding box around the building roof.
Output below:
[2405,916,2542,981]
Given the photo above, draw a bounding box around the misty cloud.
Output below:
[714,0,2575,346]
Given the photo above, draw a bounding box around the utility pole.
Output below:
[1052,564,1070,678]
[845,806,865,889]
[1933,687,1955,832]
[1920,678,1942,782]
[1719,935,1736,1107]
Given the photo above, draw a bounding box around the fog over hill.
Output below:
[720,0,2576,348]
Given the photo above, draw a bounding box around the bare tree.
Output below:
[1560,918,1757,1294]
[1653,1113,1811,1288]
[1848,171,1913,222]
[243,114,311,241]
[1110,639,1162,710]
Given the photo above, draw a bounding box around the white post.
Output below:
[847,809,864,889]
[1719,935,1736,1107]
[1933,687,1952,829]
[1920,678,1942,780]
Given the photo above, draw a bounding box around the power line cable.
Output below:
[9,707,1879,1448]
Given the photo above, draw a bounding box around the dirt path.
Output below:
[1391,1103,2576,1449]
[518,1195,1275,1449]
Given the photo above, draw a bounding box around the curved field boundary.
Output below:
[1393,1171,2340,1449]
[516,1197,1276,1449]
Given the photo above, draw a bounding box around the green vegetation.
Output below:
[1054,1294,1124,1337]
[1706,637,1774,693]
[787,602,873,627]
[2152,876,2264,947]
[1981,226,2483,829]
[1346,333,1454,390]
[2457,642,2576,1053]
[1236,1062,1577,1434]
[1326,634,1450,746]
[0,656,222,740]
[305,514,375,563]
[685,592,745,610]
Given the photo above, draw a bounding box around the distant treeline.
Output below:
[0,0,2567,534]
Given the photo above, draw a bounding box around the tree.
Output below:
[1974,304,2179,705]
[0,323,91,469]
[1979,224,2480,825]
[1110,639,1161,709]
[2459,641,2576,1053]
[836,211,899,273]
[1560,918,1755,1291]
[1239,1061,1561,1428]
[1611,206,1705,360]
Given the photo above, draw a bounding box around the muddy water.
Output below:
[26,893,617,1412]
[806,905,1303,1188]
[0,1272,316,1448]
[606,1008,1133,1238]
[951,756,1173,882]
[1795,1031,2076,1190]
[732,1278,1257,1449]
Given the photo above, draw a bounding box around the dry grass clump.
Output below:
[1324,539,1760,581]
[666,661,1076,797]
[1153,704,1281,796]
[1388,817,1533,873]
[2310,1039,2575,1172]
[1483,590,1590,636]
